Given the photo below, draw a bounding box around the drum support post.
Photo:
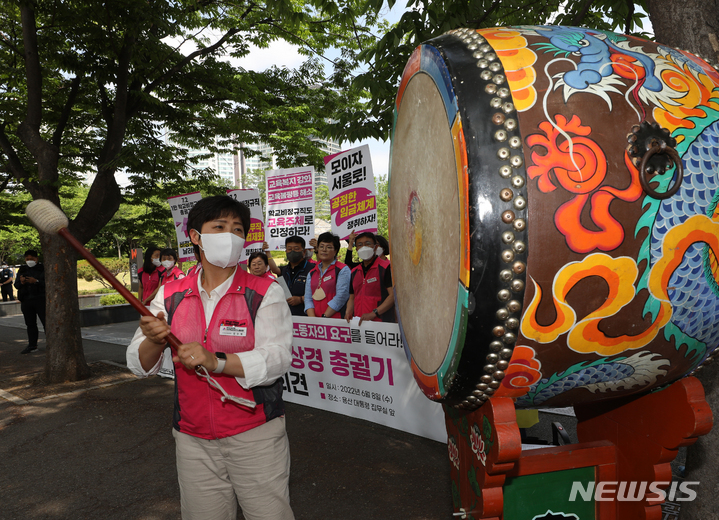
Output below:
[445,377,712,520]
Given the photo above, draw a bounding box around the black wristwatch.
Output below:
[213,352,227,374]
[373,308,380,317]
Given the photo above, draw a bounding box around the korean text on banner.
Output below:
[167,191,203,262]
[283,317,446,443]
[265,166,315,250]
[324,144,377,240]
[227,188,264,262]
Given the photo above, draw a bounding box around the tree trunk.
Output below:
[646,2,719,517]
[40,231,90,383]
[646,0,719,66]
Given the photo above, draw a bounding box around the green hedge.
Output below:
[79,287,124,295]
[99,293,127,306]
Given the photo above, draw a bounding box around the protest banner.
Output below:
[283,317,446,443]
[265,166,315,250]
[167,191,203,262]
[324,144,377,240]
[152,317,446,441]
[227,188,265,262]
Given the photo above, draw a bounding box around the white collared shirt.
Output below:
[126,268,292,389]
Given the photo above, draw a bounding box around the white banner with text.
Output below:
[265,166,315,250]
[167,191,203,263]
[282,317,446,443]
[226,188,265,263]
[324,144,377,240]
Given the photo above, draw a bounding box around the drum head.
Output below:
[391,73,460,373]
[390,45,472,400]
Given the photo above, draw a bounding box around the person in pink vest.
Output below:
[248,251,276,280]
[344,232,396,324]
[159,248,185,285]
[137,244,163,305]
[126,195,294,520]
[304,232,350,319]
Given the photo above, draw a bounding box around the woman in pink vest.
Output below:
[248,251,276,280]
[137,245,162,305]
[304,232,350,318]
[126,195,294,520]
[159,248,185,285]
[345,232,395,324]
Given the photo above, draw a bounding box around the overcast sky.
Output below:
[234,6,408,180]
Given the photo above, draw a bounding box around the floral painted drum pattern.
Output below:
[389,25,719,409]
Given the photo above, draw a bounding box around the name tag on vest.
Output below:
[220,319,247,337]
[366,277,378,283]
[323,275,332,282]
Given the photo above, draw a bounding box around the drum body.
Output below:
[389,25,719,409]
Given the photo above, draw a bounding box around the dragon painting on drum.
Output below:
[389,25,719,409]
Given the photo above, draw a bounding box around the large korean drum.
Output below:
[389,26,719,410]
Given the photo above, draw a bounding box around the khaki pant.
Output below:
[173,418,294,520]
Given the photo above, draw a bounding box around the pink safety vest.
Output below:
[163,268,284,440]
[351,257,391,321]
[138,267,162,301]
[308,261,346,318]
[161,265,185,286]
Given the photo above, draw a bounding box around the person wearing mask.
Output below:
[14,250,46,354]
[344,232,395,324]
[305,245,316,265]
[304,232,350,319]
[344,231,389,268]
[159,248,185,285]
[1,261,14,302]
[137,245,162,305]
[248,251,276,279]
[126,195,294,520]
[270,236,313,316]
[375,235,389,261]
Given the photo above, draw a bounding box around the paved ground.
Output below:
[0,318,452,520]
[0,314,687,519]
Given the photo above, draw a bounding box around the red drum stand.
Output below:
[445,377,712,520]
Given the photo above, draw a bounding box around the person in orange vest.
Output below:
[344,232,395,324]
[304,232,350,319]
[159,248,185,285]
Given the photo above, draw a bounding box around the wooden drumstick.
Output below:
[25,199,182,351]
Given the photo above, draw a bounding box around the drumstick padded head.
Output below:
[26,199,70,233]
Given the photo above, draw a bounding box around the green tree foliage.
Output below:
[244,168,268,209]
[328,0,653,142]
[0,0,380,382]
[77,258,129,289]
[315,184,331,220]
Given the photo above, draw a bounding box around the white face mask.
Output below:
[357,246,376,261]
[26,260,37,268]
[194,230,245,269]
[152,258,161,267]
[161,260,175,270]
[376,246,384,257]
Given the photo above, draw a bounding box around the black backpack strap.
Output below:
[243,287,265,325]
[164,289,190,326]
